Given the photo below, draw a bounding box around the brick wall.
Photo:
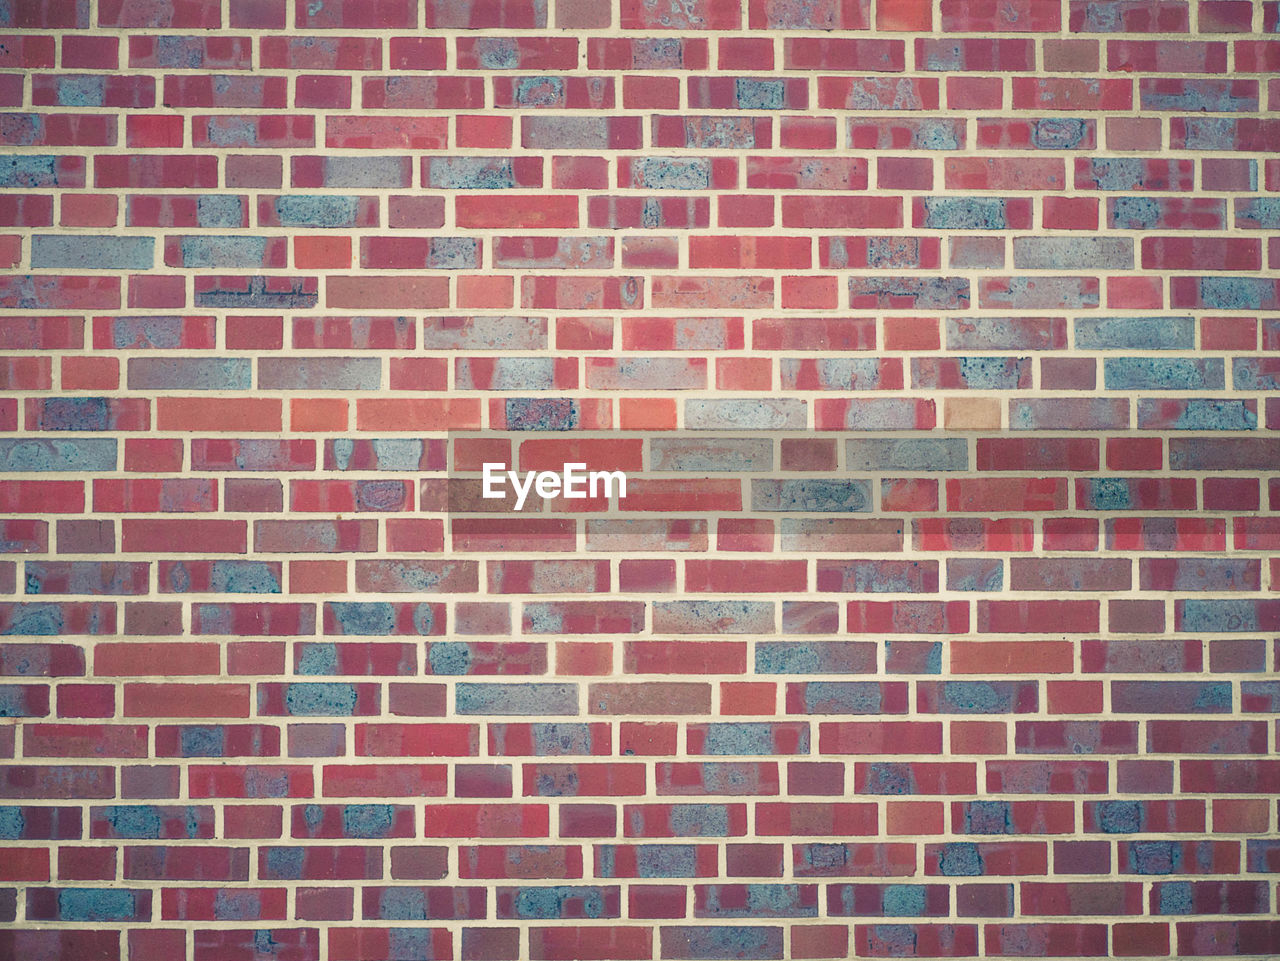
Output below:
[2,0,1280,958]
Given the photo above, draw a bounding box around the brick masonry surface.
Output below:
[1,0,1280,958]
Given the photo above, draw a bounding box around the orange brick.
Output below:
[720,681,776,715]
[878,0,932,30]
[886,801,944,836]
[458,274,514,309]
[555,641,614,676]
[290,398,349,431]
[620,397,676,430]
[294,235,351,269]
[289,560,348,594]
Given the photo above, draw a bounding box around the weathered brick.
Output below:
[2,4,1267,947]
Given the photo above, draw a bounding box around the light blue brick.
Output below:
[633,158,711,189]
[1013,237,1133,269]
[919,198,1009,230]
[0,439,116,472]
[1234,359,1280,391]
[31,235,154,269]
[178,236,272,268]
[196,195,247,227]
[752,479,870,512]
[272,195,360,228]
[1104,358,1225,390]
[1076,317,1195,350]
[0,156,67,187]
[845,439,968,471]
[455,683,579,716]
[1236,198,1280,229]
[127,358,252,390]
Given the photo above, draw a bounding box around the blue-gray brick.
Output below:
[919,198,1010,230]
[845,439,968,471]
[1104,358,1225,390]
[685,400,807,430]
[1076,317,1195,350]
[258,358,381,391]
[0,156,65,187]
[127,358,251,391]
[455,683,578,716]
[31,235,154,269]
[751,480,870,512]
[650,438,772,472]
[176,236,273,268]
[1012,237,1133,269]
[271,195,362,228]
[0,439,116,472]
[1236,198,1280,229]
